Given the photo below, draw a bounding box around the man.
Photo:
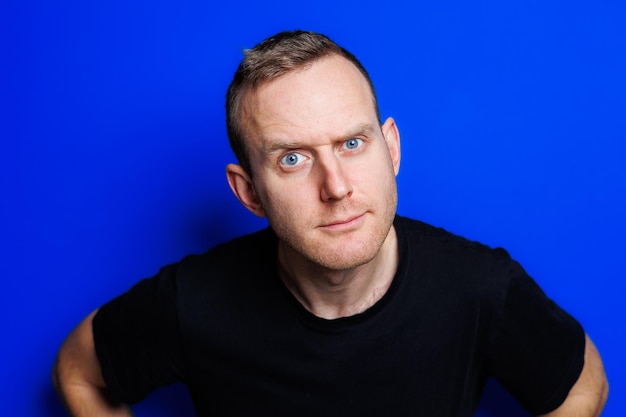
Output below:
[53,30,608,416]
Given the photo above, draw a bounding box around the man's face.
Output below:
[235,54,401,271]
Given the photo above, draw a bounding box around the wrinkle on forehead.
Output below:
[240,55,379,158]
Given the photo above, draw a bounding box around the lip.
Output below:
[319,213,366,231]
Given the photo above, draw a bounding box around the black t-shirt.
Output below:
[93,216,585,416]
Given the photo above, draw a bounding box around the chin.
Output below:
[303,236,384,271]
[316,256,375,272]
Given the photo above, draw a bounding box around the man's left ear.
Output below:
[381,117,401,175]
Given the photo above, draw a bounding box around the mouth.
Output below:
[319,213,367,231]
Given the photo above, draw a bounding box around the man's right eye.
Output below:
[280,152,306,167]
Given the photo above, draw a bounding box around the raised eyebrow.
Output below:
[341,123,378,141]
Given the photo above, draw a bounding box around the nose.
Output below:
[318,155,353,202]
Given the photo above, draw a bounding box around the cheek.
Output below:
[357,149,396,185]
[260,179,314,217]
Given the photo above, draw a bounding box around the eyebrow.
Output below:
[261,122,378,155]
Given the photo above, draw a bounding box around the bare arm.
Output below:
[538,334,608,417]
[53,310,133,416]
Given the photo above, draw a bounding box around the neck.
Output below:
[278,227,399,320]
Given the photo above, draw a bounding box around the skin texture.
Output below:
[52,310,133,416]
[538,335,608,417]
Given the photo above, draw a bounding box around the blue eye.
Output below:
[280,152,305,166]
[344,138,363,150]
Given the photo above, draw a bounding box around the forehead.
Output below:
[240,55,378,146]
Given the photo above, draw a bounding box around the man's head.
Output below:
[226,30,380,176]
[225,30,400,271]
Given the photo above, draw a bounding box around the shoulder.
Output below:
[394,215,511,263]
[394,215,518,298]
[170,227,280,311]
[175,227,277,280]
[114,227,279,318]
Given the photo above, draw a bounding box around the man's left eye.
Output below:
[344,138,363,150]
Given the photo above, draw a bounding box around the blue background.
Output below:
[2,0,624,415]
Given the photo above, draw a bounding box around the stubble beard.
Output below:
[268,193,398,273]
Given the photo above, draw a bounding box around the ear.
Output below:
[381,117,401,176]
[225,163,266,217]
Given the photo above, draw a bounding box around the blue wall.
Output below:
[2,1,624,415]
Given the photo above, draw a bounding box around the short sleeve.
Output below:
[92,263,188,404]
[486,258,585,415]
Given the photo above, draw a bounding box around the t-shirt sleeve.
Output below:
[92,263,188,404]
[486,257,585,415]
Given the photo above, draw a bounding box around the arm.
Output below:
[53,310,133,416]
[538,334,608,417]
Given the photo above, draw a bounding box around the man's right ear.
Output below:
[225,164,266,217]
